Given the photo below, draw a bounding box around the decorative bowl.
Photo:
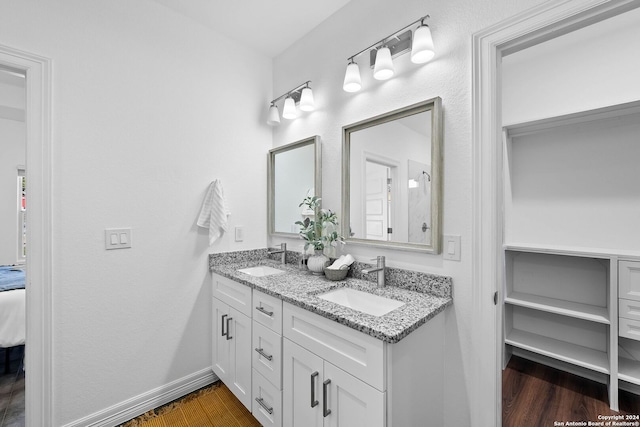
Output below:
[323,265,349,281]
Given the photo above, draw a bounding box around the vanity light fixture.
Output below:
[267,103,280,126]
[342,14,435,92]
[343,58,362,92]
[266,81,314,126]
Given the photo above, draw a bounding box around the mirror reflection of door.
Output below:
[365,161,392,240]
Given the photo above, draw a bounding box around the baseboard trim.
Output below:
[62,368,218,427]
[511,348,608,385]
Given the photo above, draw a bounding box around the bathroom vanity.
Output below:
[209,251,452,427]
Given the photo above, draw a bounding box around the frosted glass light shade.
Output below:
[373,47,394,80]
[299,87,315,111]
[267,104,280,126]
[411,24,435,64]
[282,96,297,119]
[343,62,362,92]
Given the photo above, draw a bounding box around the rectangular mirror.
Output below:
[342,97,442,253]
[268,136,322,236]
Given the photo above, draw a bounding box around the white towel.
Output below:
[327,254,355,270]
[197,180,230,245]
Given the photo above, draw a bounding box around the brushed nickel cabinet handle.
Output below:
[323,379,331,417]
[254,347,273,361]
[255,397,274,414]
[310,371,319,408]
[221,314,227,337]
[225,317,233,340]
[255,305,274,317]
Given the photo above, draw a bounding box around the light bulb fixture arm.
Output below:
[269,80,312,105]
[345,14,430,62]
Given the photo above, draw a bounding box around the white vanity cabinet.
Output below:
[251,290,284,427]
[212,273,253,410]
[282,302,444,427]
[211,272,447,427]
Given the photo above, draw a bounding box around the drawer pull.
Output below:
[323,379,331,417]
[221,314,228,338]
[255,397,274,414]
[256,305,274,317]
[254,347,273,361]
[225,316,233,340]
[310,371,319,408]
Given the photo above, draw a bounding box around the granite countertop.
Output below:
[209,251,453,344]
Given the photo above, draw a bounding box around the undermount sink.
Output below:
[318,287,405,317]
[237,266,285,277]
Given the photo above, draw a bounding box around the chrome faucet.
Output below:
[268,243,287,264]
[362,256,385,287]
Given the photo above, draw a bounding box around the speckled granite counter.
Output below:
[209,249,453,344]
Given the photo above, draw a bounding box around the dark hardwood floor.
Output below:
[503,356,640,427]
[0,346,24,427]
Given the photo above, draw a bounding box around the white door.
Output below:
[212,297,230,382]
[283,339,324,427]
[228,307,252,410]
[365,161,389,241]
[324,362,385,427]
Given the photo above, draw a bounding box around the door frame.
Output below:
[470,0,640,425]
[0,44,53,426]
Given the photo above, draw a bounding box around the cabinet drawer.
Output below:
[253,321,282,389]
[619,299,640,322]
[252,369,282,427]
[254,290,283,334]
[619,261,640,302]
[619,317,640,341]
[212,273,252,317]
[283,302,385,391]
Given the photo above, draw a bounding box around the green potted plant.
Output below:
[296,195,344,275]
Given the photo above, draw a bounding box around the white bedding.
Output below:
[0,289,26,348]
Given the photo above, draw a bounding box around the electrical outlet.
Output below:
[235,226,244,242]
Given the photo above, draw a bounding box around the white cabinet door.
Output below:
[213,297,252,411]
[228,306,252,410]
[324,362,385,427]
[283,339,324,427]
[212,297,230,382]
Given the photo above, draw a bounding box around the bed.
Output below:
[0,266,26,373]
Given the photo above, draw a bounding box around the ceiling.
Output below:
[149,0,352,58]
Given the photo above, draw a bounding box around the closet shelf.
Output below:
[505,329,609,375]
[619,358,640,386]
[503,99,640,137]
[505,292,609,324]
[504,243,640,260]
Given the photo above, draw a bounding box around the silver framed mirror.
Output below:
[342,97,442,253]
[268,135,322,237]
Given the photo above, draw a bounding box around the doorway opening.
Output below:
[0,44,52,426]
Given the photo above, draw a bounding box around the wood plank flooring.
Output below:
[503,356,640,427]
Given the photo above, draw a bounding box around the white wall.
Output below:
[0,1,272,425]
[502,7,640,125]
[502,8,640,250]
[269,0,545,425]
[0,79,25,266]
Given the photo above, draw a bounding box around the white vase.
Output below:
[307,250,329,275]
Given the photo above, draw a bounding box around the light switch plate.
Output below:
[443,235,461,261]
[105,228,132,250]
